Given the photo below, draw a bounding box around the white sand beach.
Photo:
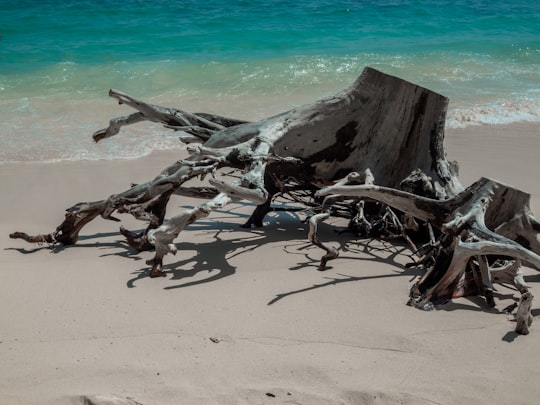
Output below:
[1,122,539,405]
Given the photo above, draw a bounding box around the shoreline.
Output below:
[1,121,539,405]
[2,84,539,163]
[2,121,538,198]
[1,120,539,164]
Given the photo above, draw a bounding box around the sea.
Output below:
[1,0,539,163]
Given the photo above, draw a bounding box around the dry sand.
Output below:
[1,123,539,405]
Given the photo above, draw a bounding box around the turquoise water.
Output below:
[1,0,539,162]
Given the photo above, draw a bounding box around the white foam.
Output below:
[1,57,539,164]
[447,97,540,128]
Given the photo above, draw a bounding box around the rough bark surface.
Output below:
[10,67,539,332]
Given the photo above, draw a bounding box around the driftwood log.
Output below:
[10,67,539,333]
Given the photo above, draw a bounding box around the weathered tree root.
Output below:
[92,88,247,143]
[308,213,339,271]
[10,106,246,248]
[10,200,110,246]
[515,291,534,335]
[490,259,529,294]
[9,67,540,334]
[318,175,540,310]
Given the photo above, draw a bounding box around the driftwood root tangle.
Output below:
[9,67,540,334]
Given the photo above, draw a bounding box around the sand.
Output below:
[1,122,539,405]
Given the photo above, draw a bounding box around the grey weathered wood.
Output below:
[515,292,534,335]
[319,176,540,308]
[9,67,539,332]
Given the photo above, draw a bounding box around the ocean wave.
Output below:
[447,97,540,128]
[1,54,539,163]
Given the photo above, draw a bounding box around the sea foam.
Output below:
[1,0,538,163]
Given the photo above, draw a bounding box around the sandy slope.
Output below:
[1,123,539,405]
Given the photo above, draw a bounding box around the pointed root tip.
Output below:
[149,269,166,278]
[92,130,106,143]
[147,260,166,278]
[120,227,153,252]
[9,232,55,244]
[317,248,339,271]
[485,289,496,308]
